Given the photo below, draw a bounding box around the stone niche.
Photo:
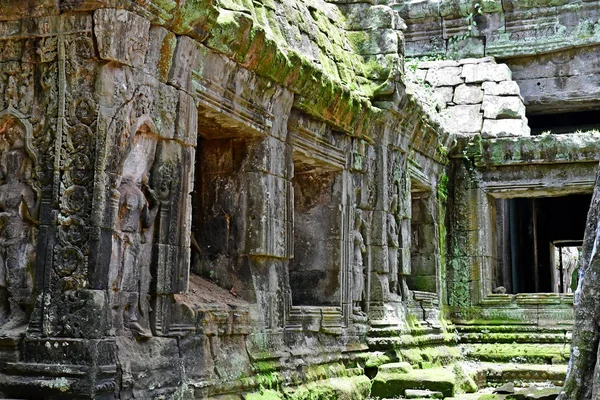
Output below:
[287,112,350,318]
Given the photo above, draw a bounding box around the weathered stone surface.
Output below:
[453,84,484,105]
[433,86,454,106]
[426,66,464,86]
[508,386,561,400]
[482,81,522,96]
[481,119,530,138]
[419,60,460,69]
[371,367,456,398]
[94,9,150,67]
[494,382,515,394]
[168,35,203,93]
[339,4,396,30]
[405,388,444,398]
[462,63,512,84]
[144,26,176,83]
[446,105,483,134]
[0,1,594,400]
[348,29,400,55]
[482,95,526,119]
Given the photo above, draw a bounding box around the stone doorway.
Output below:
[495,194,590,294]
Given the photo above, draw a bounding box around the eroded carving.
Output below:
[0,116,38,332]
[388,194,400,295]
[352,209,367,319]
[109,124,159,339]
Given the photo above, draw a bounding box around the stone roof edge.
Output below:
[0,1,451,166]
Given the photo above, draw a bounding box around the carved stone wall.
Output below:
[0,0,593,399]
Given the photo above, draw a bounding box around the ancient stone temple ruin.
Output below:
[0,0,599,399]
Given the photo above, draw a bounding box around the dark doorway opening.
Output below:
[496,193,590,294]
[528,109,600,135]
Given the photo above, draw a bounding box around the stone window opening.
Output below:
[528,109,600,135]
[494,194,591,294]
[192,136,256,299]
[289,157,344,307]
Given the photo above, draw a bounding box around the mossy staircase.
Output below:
[366,321,570,399]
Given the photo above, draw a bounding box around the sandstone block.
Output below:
[339,4,395,30]
[453,84,483,104]
[481,119,531,138]
[446,105,482,134]
[459,56,494,65]
[482,95,526,119]
[94,9,150,67]
[169,35,203,93]
[414,68,427,82]
[175,90,198,146]
[482,80,522,96]
[461,62,512,83]
[347,29,399,55]
[425,66,463,86]
[144,26,176,83]
[419,59,459,69]
[432,86,454,106]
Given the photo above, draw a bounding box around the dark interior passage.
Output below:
[528,109,600,135]
[496,193,591,293]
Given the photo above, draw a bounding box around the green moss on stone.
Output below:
[370,367,456,398]
[287,376,371,400]
[245,389,285,400]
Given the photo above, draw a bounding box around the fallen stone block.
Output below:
[405,388,444,398]
[371,366,456,398]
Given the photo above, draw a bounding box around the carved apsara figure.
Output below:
[0,120,36,331]
[352,209,367,315]
[387,195,400,295]
[110,126,159,338]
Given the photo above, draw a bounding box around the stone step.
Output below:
[462,343,570,365]
[482,363,567,386]
[446,385,561,400]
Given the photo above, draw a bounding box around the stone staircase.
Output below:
[368,362,566,399]
[365,321,569,399]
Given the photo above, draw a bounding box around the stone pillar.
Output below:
[0,9,197,398]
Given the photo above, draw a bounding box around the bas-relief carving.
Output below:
[352,209,367,321]
[109,124,159,339]
[387,194,400,295]
[0,114,38,332]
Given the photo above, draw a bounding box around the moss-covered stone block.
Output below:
[363,352,394,368]
[288,376,371,400]
[378,362,413,373]
[244,389,285,400]
[370,367,456,398]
